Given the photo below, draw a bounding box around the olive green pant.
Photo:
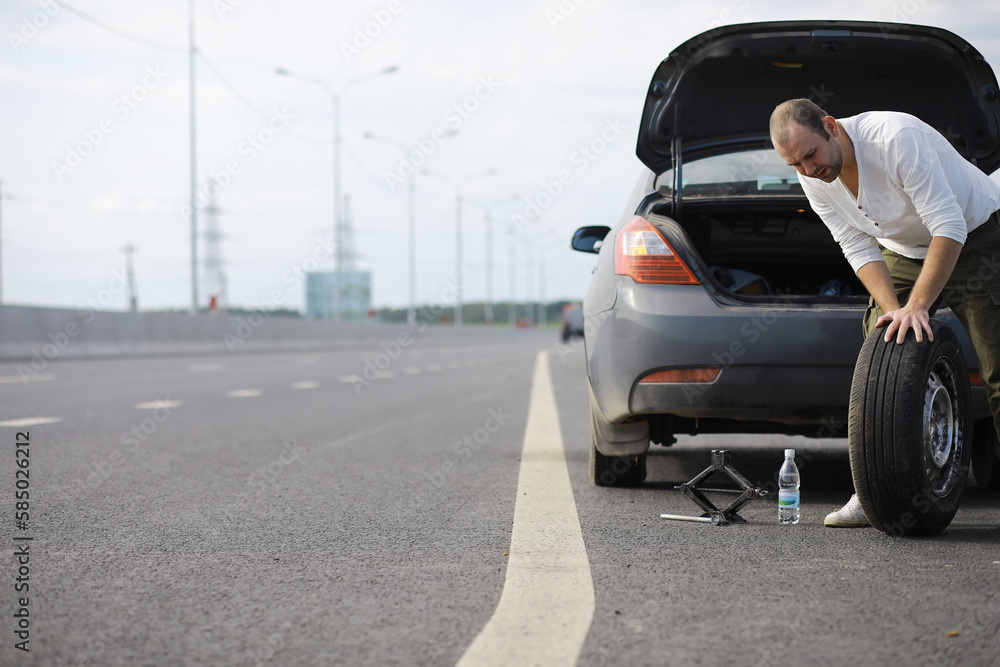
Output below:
[862,212,1000,443]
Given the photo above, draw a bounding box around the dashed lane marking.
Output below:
[292,381,319,389]
[0,417,63,427]
[456,351,594,667]
[227,389,262,398]
[134,400,182,410]
[0,374,54,384]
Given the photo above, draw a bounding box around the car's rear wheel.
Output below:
[589,387,648,487]
[589,429,647,487]
[848,320,971,536]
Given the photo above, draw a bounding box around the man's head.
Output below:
[770,98,844,183]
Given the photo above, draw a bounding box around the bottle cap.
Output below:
[784,448,795,458]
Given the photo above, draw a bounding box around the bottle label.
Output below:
[778,490,800,509]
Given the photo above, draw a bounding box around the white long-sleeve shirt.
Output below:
[798,111,1000,273]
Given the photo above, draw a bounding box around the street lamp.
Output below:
[0,180,5,305]
[421,167,497,327]
[364,130,456,327]
[465,195,520,327]
[275,64,398,321]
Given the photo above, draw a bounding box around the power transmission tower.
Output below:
[121,242,138,312]
[203,193,227,312]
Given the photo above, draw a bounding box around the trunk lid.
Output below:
[636,20,1000,175]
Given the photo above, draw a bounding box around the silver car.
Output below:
[572,20,1000,487]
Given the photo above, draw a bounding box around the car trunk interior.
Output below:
[650,200,867,300]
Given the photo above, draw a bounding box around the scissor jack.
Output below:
[660,450,767,525]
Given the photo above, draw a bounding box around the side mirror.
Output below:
[571,226,611,254]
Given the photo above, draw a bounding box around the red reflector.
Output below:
[639,368,721,384]
[970,372,983,387]
[614,216,699,285]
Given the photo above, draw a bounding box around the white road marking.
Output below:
[0,417,63,427]
[428,364,444,372]
[403,367,421,375]
[292,381,319,389]
[134,400,182,410]
[227,389,262,398]
[339,375,363,384]
[456,351,594,667]
[0,374,54,384]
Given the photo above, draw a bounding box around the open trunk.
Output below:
[648,200,867,300]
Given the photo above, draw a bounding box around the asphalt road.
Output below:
[1,327,998,666]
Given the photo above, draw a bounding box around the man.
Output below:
[769,99,1000,527]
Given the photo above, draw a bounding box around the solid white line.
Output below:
[456,351,594,667]
[0,417,62,427]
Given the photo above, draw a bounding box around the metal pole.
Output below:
[524,245,532,327]
[407,173,416,327]
[188,0,198,314]
[485,208,493,327]
[363,132,419,326]
[539,247,546,327]
[509,227,516,327]
[455,184,463,328]
[332,93,342,322]
[0,179,4,306]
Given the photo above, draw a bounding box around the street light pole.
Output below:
[189,0,198,314]
[455,183,464,327]
[276,65,398,322]
[508,221,520,327]
[465,195,520,327]
[0,179,4,306]
[364,131,453,327]
[422,168,496,328]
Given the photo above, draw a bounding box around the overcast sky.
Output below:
[2,0,999,314]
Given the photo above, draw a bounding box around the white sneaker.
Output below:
[824,494,870,527]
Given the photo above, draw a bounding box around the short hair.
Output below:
[770,99,830,147]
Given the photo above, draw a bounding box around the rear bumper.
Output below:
[586,278,987,428]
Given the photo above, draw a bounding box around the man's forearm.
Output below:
[856,260,900,313]
[907,236,964,310]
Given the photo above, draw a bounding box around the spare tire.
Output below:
[848,319,972,536]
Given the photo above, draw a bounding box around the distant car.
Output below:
[560,303,584,342]
[571,20,1000,487]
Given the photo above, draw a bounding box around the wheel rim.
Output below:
[923,359,963,498]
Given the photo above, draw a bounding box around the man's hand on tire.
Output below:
[875,303,933,344]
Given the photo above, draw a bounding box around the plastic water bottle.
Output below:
[778,449,800,524]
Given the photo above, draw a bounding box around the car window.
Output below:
[655,149,803,197]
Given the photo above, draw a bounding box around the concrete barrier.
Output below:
[0,304,500,361]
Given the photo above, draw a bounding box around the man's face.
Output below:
[774,120,843,183]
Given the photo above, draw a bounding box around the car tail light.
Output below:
[614,216,699,284]
[970,372,983,387]
[639,368,720,383]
